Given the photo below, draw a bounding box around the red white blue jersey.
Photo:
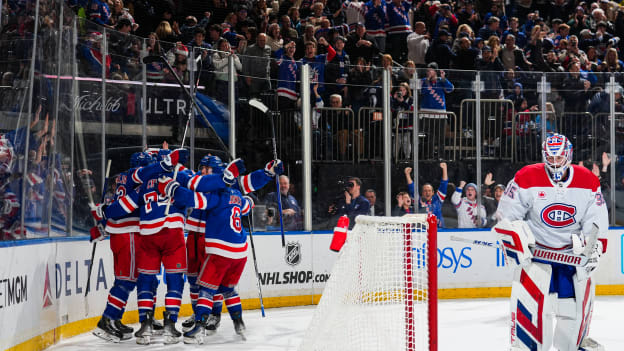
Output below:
[106,163,164,234]
[385,0,412,35]
[343,1,367,28]
[277,56,301,101]
[365,1,387,37]
[497,164,609,251]
[174,187,253,259]
[185,169,273,233]
[451,191,487,228]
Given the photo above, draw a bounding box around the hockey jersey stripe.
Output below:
[194,192,207,209]
[139,215,185,234]
[366,29,387,36]
[241,201,251,215]
[188,175,201,191]
[241,174,255,193]
[185,218,206,231]
[131,168,143,184]
[120,196,139,214]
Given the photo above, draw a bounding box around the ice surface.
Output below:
[47,297,624,350]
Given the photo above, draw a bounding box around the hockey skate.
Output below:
[92,316,123,343]
[134,311,153,345]
[231,311,246,341]
[580,337,605,351]
[183,314,208,344]
[162,311,181,344]
[151,318,164,335]
[181,314,195,332]
[113,319,133,340]
[204,313,221,336]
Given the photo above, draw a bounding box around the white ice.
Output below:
[48,296,624,350]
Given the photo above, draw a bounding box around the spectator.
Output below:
[345,23,379,63]
[420,63,453,158]
[476,45,504,99]
[451,180,487,228]
[325,36,350,100]
[341,0,367,29]
[87,0,111,26]
[301,39,335,96]
[406,21,429,67]
[364,189,384,216]
[499,34,532,71]
[277,40,300,109]
[478,16,500,41]
[432,3,458,39]
[364,0,386,52]
[242,33,272,98]
[457,0,481,30]
[427,29,455,69]
[295,25,317,59]
[206,24,224,47]
[392,82,413,158]
[80,32,111,78]
[560,61,592,113]
[453,36,479,70]
[155,21,178,50]
[266,23,284,52]
[395,61,415,85]
[405,162,448,227]
[392,191,413,216]
[110,0,138,32]
[602,47,624,72]
[265,175,303,231]
[280,15,299,42]
[385,0,411,63]
[347,56,375,114]
[328,176,370,228]
[484,181,505,227]
[502,17,527,49]
[212,38,242,103]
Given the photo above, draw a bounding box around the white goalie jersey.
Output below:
[496,163,608,252]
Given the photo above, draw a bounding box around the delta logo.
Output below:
[540,203,576,228]
[43,264,53,308]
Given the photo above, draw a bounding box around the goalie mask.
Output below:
[542,133,573,182]
[199,155,224,174]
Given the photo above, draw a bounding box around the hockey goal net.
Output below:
[300,214,438,351]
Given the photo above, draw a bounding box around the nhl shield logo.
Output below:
[285,241,301,266]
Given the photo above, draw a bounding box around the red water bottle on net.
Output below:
[330,215,349,252]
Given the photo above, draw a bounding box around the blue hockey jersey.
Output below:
[365,1,387,37]
[277,56,301,101]
[385,0,411,35]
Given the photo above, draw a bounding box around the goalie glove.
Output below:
[264,159,284,177]
[582,240,603,276]
[170,148,189,165]
[223,158,246,186]
[89,203,107,222]
[493,219,535,267]
[89,223,107,243]
[158,175,180,199]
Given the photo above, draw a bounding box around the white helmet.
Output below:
[542,133,573,181]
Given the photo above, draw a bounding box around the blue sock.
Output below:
[164,273,184,322]
[103,279,136,320]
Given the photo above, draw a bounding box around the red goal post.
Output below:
[300,214,438,351]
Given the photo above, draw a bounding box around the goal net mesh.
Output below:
[300,214,435,351]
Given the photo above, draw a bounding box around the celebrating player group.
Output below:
[88,145,283,345]
[495,133,608,351]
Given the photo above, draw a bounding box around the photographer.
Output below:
[264,175,303,231]
[328,177,370,228]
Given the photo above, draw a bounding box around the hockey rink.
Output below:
[47,296,624,351]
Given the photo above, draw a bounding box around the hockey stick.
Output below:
[246,207,266,317]
[249,98,286,247]
[84,159,112,316]
[450,224,600,267]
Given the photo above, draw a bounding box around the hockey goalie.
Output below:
[495,133,608,351]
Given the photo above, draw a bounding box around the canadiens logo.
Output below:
[540,203,577,228]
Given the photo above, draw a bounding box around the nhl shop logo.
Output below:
[285,241,301,266]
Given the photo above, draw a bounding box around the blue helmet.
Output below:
[199,155,224,173]
[130,152,155,168]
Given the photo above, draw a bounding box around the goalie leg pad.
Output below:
[510,262,555,351]
[553,275,596,351]
[494,219,535,266]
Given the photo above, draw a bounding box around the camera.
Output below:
[609,37,620,47]
[337,179,354,192]
[267,207,276,217]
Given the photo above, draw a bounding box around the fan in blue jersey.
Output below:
[158,159,283,344]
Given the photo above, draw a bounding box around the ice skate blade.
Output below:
[204,328,216,336]
[183,335,204,344]
[120,332,133,340]
[580,337,605,351]
[135,336,151,345]
[182,322,195,333]
[163,335,179,344]
[92,328,121,343]
[236,331,247,341]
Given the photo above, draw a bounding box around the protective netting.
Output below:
[300,214,435,351]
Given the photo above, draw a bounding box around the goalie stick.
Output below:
[450,223,600,267]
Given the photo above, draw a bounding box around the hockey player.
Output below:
[495,133,608,351]
[158,159,283,344]
[451,181,487,228]
[91,150,244,345]
[92,151,167,342]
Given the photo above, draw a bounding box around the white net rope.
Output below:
[300,215,431,351]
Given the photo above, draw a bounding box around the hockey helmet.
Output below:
[199,154,224,174]
[130,151,154,168]
[542,133,573,181]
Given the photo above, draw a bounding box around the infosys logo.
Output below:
[540,203,576,228]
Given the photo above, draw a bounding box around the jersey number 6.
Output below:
[230,206,242,232]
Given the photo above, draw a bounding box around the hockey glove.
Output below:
[223,158,246,186]
[89,223,107,243]
[170,148,189,166]
[583,241,603,276]
[493,219,535,267]
[264,159,284,177]
[89,203,107,222]
[158,175,180,199]
[243,195,255,209]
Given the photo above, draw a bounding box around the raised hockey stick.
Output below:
[84,159,112,316]
[249,98,286,247]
